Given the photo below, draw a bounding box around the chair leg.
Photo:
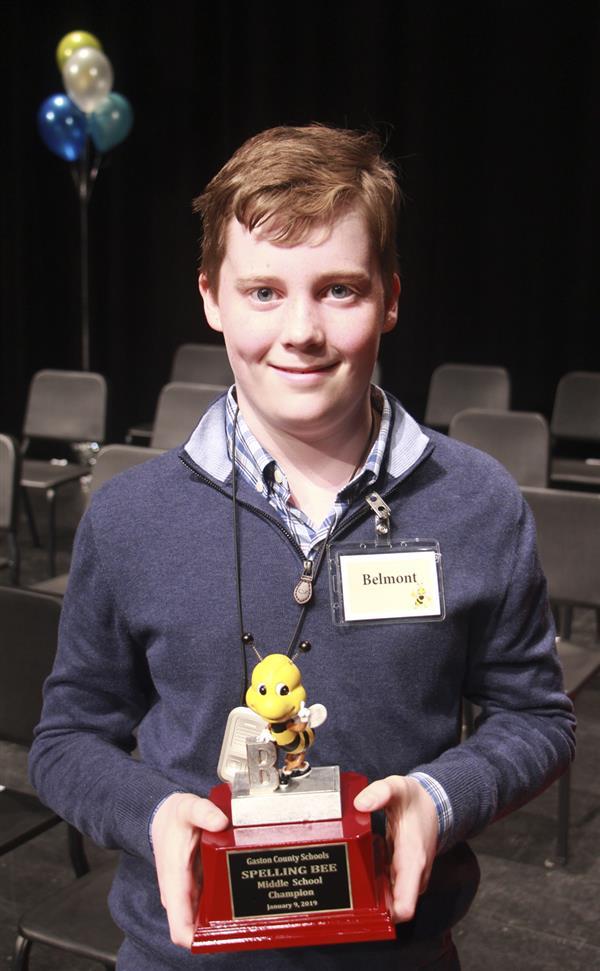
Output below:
[47,487,56,576]
[556,765,571,865]
[21,487,40,548]
[558,605,573,640]
[68,824,90,877]
[13,932,32,971]
[8,531,20,585]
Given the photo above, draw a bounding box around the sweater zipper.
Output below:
[179,453,306,558]
[179,453,405,562]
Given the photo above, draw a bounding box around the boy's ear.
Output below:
[198,273,223,332]
[382,273,401,334]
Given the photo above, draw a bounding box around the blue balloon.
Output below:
[88,92,133,152]
[37,94,87,162]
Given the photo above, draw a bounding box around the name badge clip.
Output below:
[365,492,392,546]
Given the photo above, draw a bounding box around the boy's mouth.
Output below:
[270,362,338,375]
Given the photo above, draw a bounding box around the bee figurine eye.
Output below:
[276,683,289,696]
[258,684,267,695]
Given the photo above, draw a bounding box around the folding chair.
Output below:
[0,433,21,584]
[521,485,600,862]
[30,444,164,598]
[522,486,600,639]
[553,638,600,864]
[171,341,234,385]
[20,369,108,575]
[424,363,510,431]
[449,409,549,486]
[149,381,227,449]
[550,371,600,488]
[0,586,87,873]
[126,342,233,443]
[13,859,122,970]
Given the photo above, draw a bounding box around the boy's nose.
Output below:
[281,298,325,348]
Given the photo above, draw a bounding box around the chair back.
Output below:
[171,343,234,386]
[150,382,227,449]
[550,371,600,443]
[424,363,510,429]
[0,433,20,531]
[90,444,166,494]
[0,587,61,745]
[23,370,107,444]
[449,409,549,486]
[521,486,600,610]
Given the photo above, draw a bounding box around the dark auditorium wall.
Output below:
[1,0,599,440]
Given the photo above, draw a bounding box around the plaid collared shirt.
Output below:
[225,386,392,557]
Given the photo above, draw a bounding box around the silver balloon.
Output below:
[62,46,114,114]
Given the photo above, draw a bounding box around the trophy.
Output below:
[192,654,394,953]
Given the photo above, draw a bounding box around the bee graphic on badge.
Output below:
[414,585,431,608]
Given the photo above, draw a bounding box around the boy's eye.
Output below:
[254,287,274,302]
[329,284,352,299]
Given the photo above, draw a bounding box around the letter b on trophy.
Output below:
[246,739,279,793]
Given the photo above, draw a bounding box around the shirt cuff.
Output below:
[409,772,454,850]
[148,791,185,851]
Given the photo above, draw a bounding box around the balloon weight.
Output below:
[56,30,102,70]
[88,93,134,152]
[62,46,113,114]
[37,94,87,162]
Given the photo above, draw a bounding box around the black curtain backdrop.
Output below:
[1,0,599,440]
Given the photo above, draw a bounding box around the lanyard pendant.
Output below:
[293,559,314,604]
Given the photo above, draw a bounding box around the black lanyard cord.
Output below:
[230,405,335,701]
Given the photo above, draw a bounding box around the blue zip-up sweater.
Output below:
[29,395,575,969]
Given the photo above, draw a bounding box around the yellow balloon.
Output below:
[56,31,102,70]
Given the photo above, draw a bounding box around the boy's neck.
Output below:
[237,395,377,524]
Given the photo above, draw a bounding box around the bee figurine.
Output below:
[245,653,327,788]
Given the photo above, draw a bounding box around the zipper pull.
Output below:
[294,559,314,605]
[365,491,391,537]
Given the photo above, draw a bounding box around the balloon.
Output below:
[62,47,113,114]
[56,30,102,70]
[37,94,87,162]
[88,93,134,152]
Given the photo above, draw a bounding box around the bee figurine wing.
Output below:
[306,703,327,728]
[217,706,267,784]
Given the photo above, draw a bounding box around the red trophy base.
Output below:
[192,771,394,954]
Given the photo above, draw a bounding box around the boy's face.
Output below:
[199,207,399,446]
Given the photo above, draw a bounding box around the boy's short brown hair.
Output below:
[193,124,400,293]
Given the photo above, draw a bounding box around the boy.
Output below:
[30,125,575,970]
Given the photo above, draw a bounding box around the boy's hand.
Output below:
[151,792,229,948]
[353,775,438,923]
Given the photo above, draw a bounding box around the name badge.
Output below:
[328,540,445,626]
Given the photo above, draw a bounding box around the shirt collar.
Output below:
[224,385,392,499]
[183,386,430,485]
